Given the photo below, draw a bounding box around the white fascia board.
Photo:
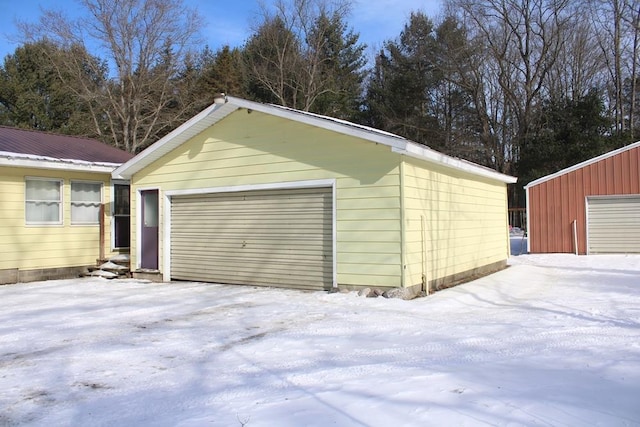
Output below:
[111,94,513,183]
[164,179,335,197]
[112,102,238,179]
[392,143,518,184]
[230,97,408,150]
[524,140,640,189]
[113,96,409,180]
[0,152,119,173]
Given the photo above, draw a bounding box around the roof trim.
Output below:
[112,96,516,184]
[524,140,640,189]
[392,144,518,183]
[0,151,121,174]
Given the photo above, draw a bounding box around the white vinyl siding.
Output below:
[71,181,102,224]
[25,178,63,224]
[170,187,333,290]
[587,196,640,254]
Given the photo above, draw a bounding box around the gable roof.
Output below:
[0,126,133,173]
[524,140,640,189]
[112,96,516,184]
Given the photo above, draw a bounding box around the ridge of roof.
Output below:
[268,104,408,141]
[113,96,516,184]
[524,140,640,189]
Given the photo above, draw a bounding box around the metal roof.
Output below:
[524,140,640,189]
[113,96,517,184]
[0,126,133,164]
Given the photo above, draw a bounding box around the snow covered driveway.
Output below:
[1,252,640,426]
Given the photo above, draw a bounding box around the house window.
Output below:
[113,183,130,248]
[25,178,63,224]
[71,181,102,224]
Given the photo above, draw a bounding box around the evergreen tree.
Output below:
[307,11,367,120]
[244,15,301,107]
[200,46,248,99]
[0,41,101,135]
[243,0,364,114]
[364,12,443,147]
[519,90,612,186]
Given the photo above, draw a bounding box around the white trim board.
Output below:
[525,140,640,189]
[162,180,338,288]
[112,96,516,185]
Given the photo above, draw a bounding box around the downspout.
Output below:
[525,185,531,253]
[422,215,428,295]
[99,203,105,261]
[399,158,407,289]
[572,219,578,255]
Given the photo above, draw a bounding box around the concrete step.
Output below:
[87,254,132,279]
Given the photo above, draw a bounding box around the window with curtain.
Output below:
[71,181,102,224]
[25,178,63,224]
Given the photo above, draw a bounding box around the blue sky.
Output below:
[0,0,442,63]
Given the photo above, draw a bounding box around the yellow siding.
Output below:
[402,159,509,287]
[131,110,402,287]
[0,166,116,272]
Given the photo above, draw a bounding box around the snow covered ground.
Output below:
[2,240,640,426]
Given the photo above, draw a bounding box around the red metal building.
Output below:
[525,142,640,254]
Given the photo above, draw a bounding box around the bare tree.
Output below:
[590,0,627,136]
[20,0,203,153]
[244,0,358,112]
[547,8,605,102]
[446,0,573,174]
[622,0,640,138]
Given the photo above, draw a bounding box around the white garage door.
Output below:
[587,196,640,254]
[170,187,333,290]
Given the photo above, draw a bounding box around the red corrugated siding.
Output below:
[529,145,640,254]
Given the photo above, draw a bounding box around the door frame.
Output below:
[111,179,131,250]
[137,187,161,270]
[163,179,337,286]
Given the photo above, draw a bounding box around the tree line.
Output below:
[1,0,638,206]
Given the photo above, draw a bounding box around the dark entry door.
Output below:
[141,189,159,269]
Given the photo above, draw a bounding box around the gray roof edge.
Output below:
[524,140,640,189]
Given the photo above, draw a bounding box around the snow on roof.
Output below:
[113,96,516,184]
[0,126,133,164]
[0,150,122,173]
[269,103,408,141]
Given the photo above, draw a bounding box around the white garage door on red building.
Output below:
[587,196,640,254]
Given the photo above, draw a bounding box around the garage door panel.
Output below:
[171,261,331,289]
[171,223,332,234]
[172,258,332,275]
[587,196,640,254]
[171,251,330,265]
[170,187,333,290]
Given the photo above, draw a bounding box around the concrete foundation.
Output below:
[0,266,91,285]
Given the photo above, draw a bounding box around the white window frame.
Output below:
[70,180,103,225]
[25,177,63,226]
